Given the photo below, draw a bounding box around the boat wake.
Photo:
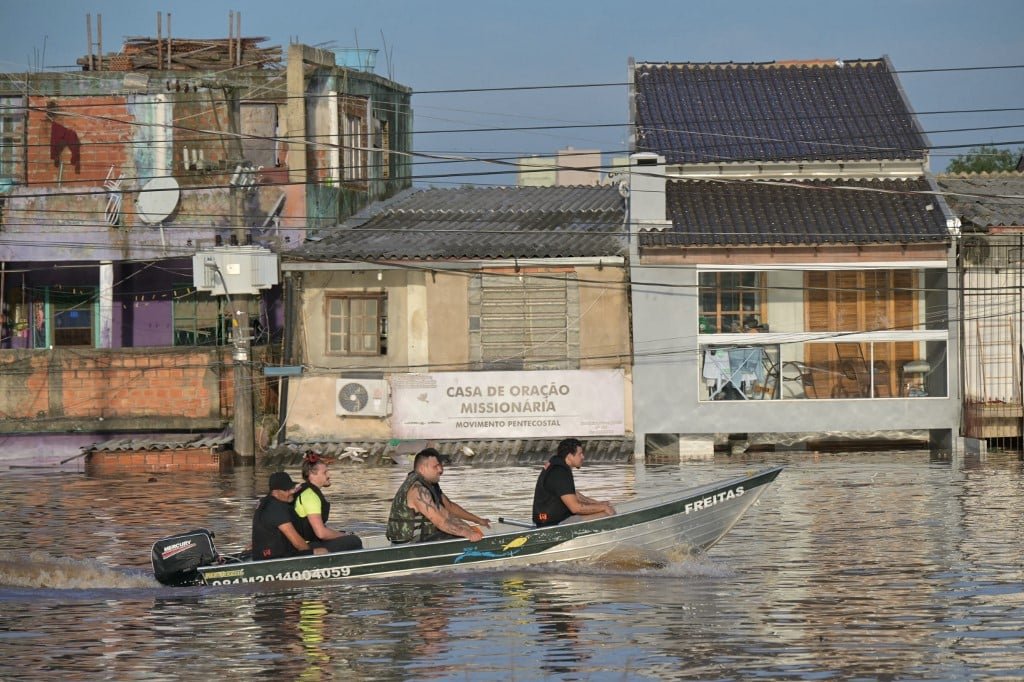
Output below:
[0,551,157,589]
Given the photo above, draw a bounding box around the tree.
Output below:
[946,145,1024,174]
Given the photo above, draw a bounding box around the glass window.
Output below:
[699,272,765,333]
[326,294,387,355]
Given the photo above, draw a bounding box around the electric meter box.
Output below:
[192,246,279,296]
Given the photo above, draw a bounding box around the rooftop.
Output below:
[641,177,950,248]
[632,58,927,164]
[937,173,1024,229]
[289,185,627,261]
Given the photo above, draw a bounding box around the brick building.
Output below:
[0,29,412,463]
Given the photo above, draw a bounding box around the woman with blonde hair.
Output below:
[293,452,363,552]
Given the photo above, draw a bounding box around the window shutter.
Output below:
[471,273,579,370]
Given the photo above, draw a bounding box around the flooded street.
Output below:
[1,450,1022,680]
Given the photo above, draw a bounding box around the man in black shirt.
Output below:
[532,438,616,527]
[252,471,328,561]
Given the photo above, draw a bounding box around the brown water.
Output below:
[1,450,1022,680]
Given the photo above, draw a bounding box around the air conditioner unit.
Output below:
[335,379,391,417]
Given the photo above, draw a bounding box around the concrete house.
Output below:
[276,185,633,460]
[0,28,411,462]
[626,57,960,455]
[938,172,1024,442]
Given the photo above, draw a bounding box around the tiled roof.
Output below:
[641,177,949,248]
[633,59,927,164]
[289,185,627,261]
[936,173,1024,229]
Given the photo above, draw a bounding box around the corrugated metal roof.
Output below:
[633,59,927,164]
[264,437,635,466]
[642,177,949,248]
[84,433,233,453]
[937,173,1024,229]
[288,185,627,261]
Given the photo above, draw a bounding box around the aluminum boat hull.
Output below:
[196,466,782,587]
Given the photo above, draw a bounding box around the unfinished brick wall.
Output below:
[0,347,224,421]
[27,96,133,186]
[0,346,277,428]
[85,448,231,474]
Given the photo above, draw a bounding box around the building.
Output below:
[0,22,412,463]
[938,172,1024,443]
[626,57,960,456]
[517,147,604,187]
[276,185,633,459]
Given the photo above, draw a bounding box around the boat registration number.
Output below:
[206,566,351,585]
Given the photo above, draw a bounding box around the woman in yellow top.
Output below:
[293,452,363,552]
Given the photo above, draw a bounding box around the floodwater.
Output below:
[1,450,1022,680]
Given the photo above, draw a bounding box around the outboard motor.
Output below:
[151,528,218,586]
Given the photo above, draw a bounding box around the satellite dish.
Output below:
[337,382,370,413]
[136,176,180,224]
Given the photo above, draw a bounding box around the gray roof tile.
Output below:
[936,173,1024,229]
[633,59,927,164]
[643,177,949,247]
[290,185,627,261]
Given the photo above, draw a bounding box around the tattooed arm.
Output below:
[408,483,484,542]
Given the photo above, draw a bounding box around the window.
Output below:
[377,118,390,180]
[341,96,368,182]
[697,267,946,401]
[49,290,96,347]
[327,294,387,355]
[0,95,26,182]
[699,272,765,333]
[173,289,259,346]
[469,273,579,370]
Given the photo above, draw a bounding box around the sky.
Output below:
[1,0,1022,185]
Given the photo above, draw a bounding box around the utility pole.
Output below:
[193,248,277,462]
[231,295,254,459]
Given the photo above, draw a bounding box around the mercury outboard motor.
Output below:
[151,528,218,586]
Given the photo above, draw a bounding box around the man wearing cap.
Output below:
[251,471,328,561]
[532,438,615,527]
[386,448,485,544]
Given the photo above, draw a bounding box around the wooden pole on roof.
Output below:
[157,12,162,70]
[97,14,103,70]
[86,14,93,71]
[166,13,172,69]
[228,11,233,67]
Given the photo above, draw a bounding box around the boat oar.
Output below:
[497,517,534,529]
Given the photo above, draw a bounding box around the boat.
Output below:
[152,466,782,587]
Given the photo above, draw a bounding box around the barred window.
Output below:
[0,96,26,182]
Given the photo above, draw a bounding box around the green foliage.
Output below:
[947,145,1024,174]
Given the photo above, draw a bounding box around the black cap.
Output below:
[268,471,298,492]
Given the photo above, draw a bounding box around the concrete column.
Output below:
[232,295,254,460]
[406,276,429,369]
[98,261,113,348]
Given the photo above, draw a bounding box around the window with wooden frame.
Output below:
[805,269,920,397]
[326,293,387,356]
[341,96,367,182]
[698,272,766,333]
